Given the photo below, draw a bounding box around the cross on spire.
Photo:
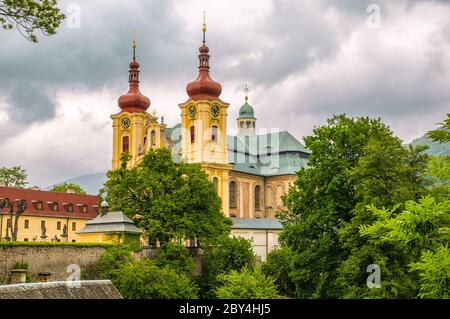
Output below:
[244,84,249,102]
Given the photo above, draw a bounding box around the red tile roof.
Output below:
[0,187,99,219]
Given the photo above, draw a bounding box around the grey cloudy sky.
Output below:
[0,0,449,187]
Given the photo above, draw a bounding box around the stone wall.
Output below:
[0,246,108,283]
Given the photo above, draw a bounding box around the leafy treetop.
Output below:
[0,0,65,42]
[0,166,28,188]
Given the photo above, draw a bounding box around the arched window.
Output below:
[190,126,195,143]
[255,185,261,211]
[229,181,237,209]
[151,130,156,147]
[212,126,218,143]
[122,136,129,153]
[212,177,219,193]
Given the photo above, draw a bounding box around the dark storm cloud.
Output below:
[0,0,191,124]
[214,0,342,85]
[1,0,449,135]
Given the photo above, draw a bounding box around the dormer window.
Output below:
[32,200,43,210]
[77,204,87,213]
[47,201,58,211]
[63,203,73,212]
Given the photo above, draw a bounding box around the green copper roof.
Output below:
[238,102,256,119]
[165,124,310,177]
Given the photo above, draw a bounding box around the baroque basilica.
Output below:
[110,19,309,259]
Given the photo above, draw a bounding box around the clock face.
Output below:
[211,105,220,118]
[188,105,197,118]
[121,117,131,129]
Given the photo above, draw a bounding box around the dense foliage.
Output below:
[201,236,256,298]
[215,267,279,299]
[114,259,199,299]
[0,0,65,42]
[261,247,296,297]
[50,182,87,195]
[279,114,430,298]
[103,149,231,245]
[153,242,194,275]
[96,245,135,282]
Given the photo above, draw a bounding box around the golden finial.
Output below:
[244,84,249,102]
[202,11,206,44]
[132,29,136,60]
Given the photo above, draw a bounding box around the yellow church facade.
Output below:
[109,21,310,260]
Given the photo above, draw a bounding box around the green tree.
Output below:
[114,259,198,299]
[279,115,429,298]
[201,236,256,297]
[360,197,450,299]
[0,166,28,188]
[0,198,27,241]
[96,245,135,282]
[50,182,87,195]
[103,149,231,245]
[261,247,296,297]
[154,242,194,275]
[0,0,65,42]
[215,267,279,299]
[427,113,450,143]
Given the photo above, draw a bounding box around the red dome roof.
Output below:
[118,58,150,113]
[186,43,222,100]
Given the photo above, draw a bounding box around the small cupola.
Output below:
[237,84,256,135]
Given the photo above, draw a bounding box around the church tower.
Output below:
[111,37,166,170]
[179,13,232,216]
[237,84,256,135]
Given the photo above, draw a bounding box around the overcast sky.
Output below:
[1,0,449,187]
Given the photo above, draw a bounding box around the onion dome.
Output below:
[118,39,150,113]
[186,12,222,100]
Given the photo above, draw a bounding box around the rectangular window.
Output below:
[36,201,43,210]
[72,222,76,231]
[52,203,58,211]
[57,221,61,230]
[24,238,29,242]
[7,219,11,228]
[122,136,130,153]
[190,126,195,143]
[41,220,46,228]
[82,205,87,213]
[72,240,76,243]
[24,220,29,229]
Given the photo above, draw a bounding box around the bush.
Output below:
[114,259,199,299]
[409,245,450,299]
[97,245,134,281]
[215,267,279,299]
[261,247,296,297]
[154,242,194,275]
[14,261,29,270]
[201,236,256,297]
